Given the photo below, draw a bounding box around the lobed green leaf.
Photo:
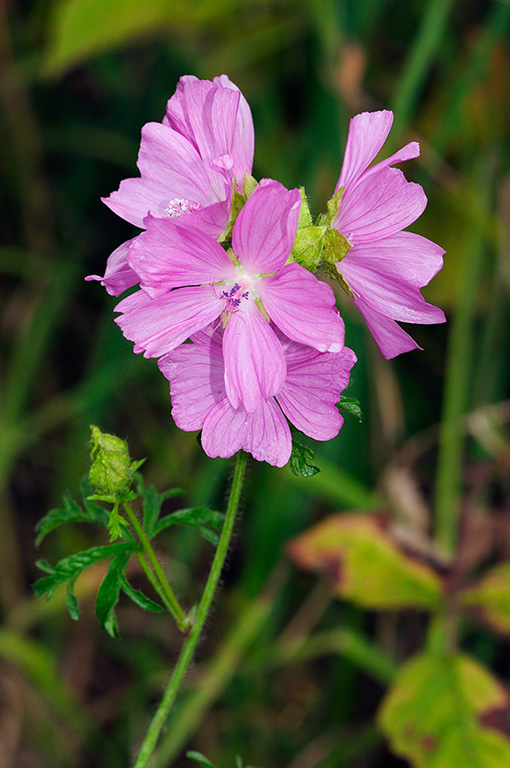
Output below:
[35,493,109,547]
[121,575,164,613]
[96,551,131,638]
[289,440,320,478]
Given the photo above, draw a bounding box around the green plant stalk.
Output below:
[132,450,247,768]
[434,155,495,557]
[135,552,182,618]
[155,586,274,765]
[122,502,186,630]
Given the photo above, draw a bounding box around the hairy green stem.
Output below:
[132,450,247,768]
[122,502,187,630]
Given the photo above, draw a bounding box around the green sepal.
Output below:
[322,228,351,264]
[243,172,258,199]
[338,396,363,422]
[321,261,356,298]
[297,187,313,228]
[325,186,345,225]
[289,440,320,478]
[289,226,326,271]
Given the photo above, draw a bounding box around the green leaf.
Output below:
[186,751,218,768]
[43,0,237,77]
[140,484,165,537]
[338,396,363,422]
[96,551,131,638]
[121,576,164,613]
[289,440,320,478]
[378,651,510,767]
[288,514,443,609]
[66,577,80,621]
[33,543,134,604]
[461,562,510,634]
[35,493,109,547]
[152,508,224,546]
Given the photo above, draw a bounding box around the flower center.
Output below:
[165,198,202,218]
[220,282,250,312]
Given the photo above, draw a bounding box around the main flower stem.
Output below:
[122,501,187,631]
[132,450,248,768]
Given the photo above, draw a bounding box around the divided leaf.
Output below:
[338,396,363,422]
[461,562,510,634]
[121,576,164,613]
[33,542,134,619]
[379,651,510,768]
[152,507,224,546]
[35,493,109,547]
[96,551,131,637]
[288,514,442,609]
[289,440,320,478]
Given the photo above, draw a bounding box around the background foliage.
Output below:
[1,0,509,766]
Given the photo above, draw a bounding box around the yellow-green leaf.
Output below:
[461,562,510,634]
[379,652,510,768]
[288,514,442,609]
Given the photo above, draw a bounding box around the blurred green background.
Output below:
[1,0,509,766]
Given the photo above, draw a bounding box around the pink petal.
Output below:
[223,307,286,413]
[335,166,427,244]
[277,344,357,440]
[258,264,345,352]
[244,399,291,467]
[232,180,301,273]
[335,111,394,192]
[340,231,444,287]
[163,75,199,137]
[213,75,254,186]
[115,286,223,358]
[201,399,249,459]
[85,238,139,296]
[362,141,420,182]
[339,243,446,325]
[159,341,224,431]
[354,297,422,358]
[128,215,236,295]
[182,81,241,164]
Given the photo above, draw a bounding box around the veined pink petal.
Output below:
[115,286,223,358]
[223,307,286,413]
[201,399,249,459]
[335,111,394,192]
[244,399,291,467]
[340,231,444,287]
[163,75,199,137]
[182,81,240,163]
[128,215,236,295]
[354,297,422,358]
[277,344,356,440]
[258,264,345,352]
[339,248,446,325]
[85,238,138,296]
[335,166,427,244]
[159,342,224,431]
[362,141,420,182]
[232,180,301,273]
[214,75,254,185]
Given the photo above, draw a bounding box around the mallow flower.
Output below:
[328,110,445,358]
[116,179,345,414]
[159,323,357,467]
[87,75,254,296]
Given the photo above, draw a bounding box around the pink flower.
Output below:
[115,179,345,414]
[159,323,356,467]
[87,75,254,296]
[331,110,445,358]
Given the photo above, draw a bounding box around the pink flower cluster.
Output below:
[88,75,445,466]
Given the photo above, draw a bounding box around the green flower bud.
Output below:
[89,426,143,497]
